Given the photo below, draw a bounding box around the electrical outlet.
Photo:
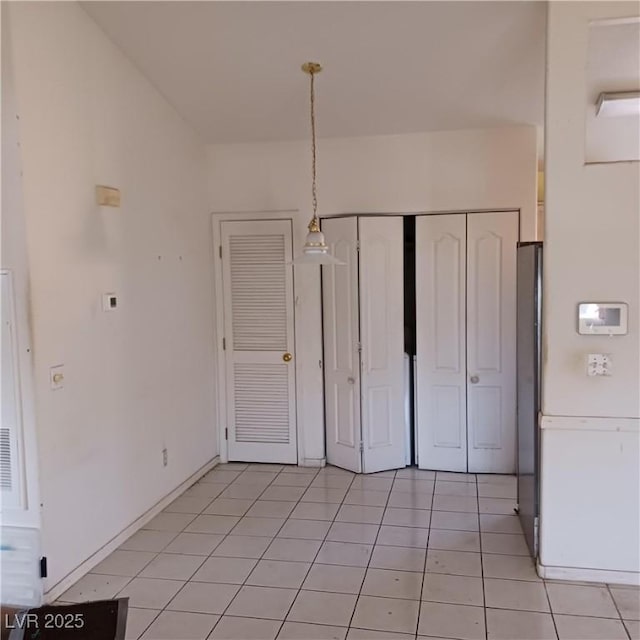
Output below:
[587,353,612,377]
[162,448,168,467]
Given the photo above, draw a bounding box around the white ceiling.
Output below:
[82,1,546,144]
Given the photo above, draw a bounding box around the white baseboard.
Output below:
[43,456,219,603]
[300,457,326,468]
[537,560,640,586]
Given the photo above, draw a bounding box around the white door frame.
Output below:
[211,211,302,464]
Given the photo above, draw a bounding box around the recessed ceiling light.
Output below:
[596,91,640,117]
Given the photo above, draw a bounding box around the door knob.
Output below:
[282,352,293,362]
[347,377,355,384]
[470,375,480,384]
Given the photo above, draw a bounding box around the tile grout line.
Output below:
[77,467,254,639]
[414,469,437,639]
[136,480,471,563]
[133,464,318,638]
[205,463,324,638]
[108,465,252,639]
[475,472,489,640]
[344,467,398,636]
[138,482,251,597]
[272,467,359,639]
[605,583,633,640]
[132,609,160,640]
[107,474,502,610]
[483,476,561,640]
[540,562,560,639]
[153,466,251,552]
[199,465,281,636]
[211,465,387,635]
[136,463,267,638]
[126,464,261,626]
[76,466,539,639]
[133,576,637,615]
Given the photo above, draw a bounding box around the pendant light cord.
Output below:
[310,69,319,225]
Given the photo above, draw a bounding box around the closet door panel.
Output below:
[359,217,405,473]
[416,214,467,471]
[467,212,518,473]
[322,217,362,473]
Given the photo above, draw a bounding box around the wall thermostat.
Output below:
[578,302,628,335]
[102,293,118,312]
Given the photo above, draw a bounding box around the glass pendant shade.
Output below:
[292,225,345,265]
[291,61,344,266]
[291,217,344,265]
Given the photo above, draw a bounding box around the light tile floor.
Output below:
[59,464,640,640]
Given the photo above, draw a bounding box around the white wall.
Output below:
[206,126,538,466]
[540,1,640,583]
[1,4,40,532]
[1,6,43,607]
[7,2,217,595]
[585,20,640,163]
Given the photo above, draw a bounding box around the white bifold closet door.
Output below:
[416,212,518,474]
[415,214,468,472]
[322,218,362,472]
[359,217,406,473]
[322,216,405,474]
[221,219,297,463]
[466,213,517,473]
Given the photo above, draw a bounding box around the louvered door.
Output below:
[220,220,297,463]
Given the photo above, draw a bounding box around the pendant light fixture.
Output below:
[292,62,344,266]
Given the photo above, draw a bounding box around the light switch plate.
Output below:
[587,353,611,376]
[102,293,117,312]
[50,365,65,390]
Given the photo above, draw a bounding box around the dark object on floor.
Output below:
[2,598,128,640]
